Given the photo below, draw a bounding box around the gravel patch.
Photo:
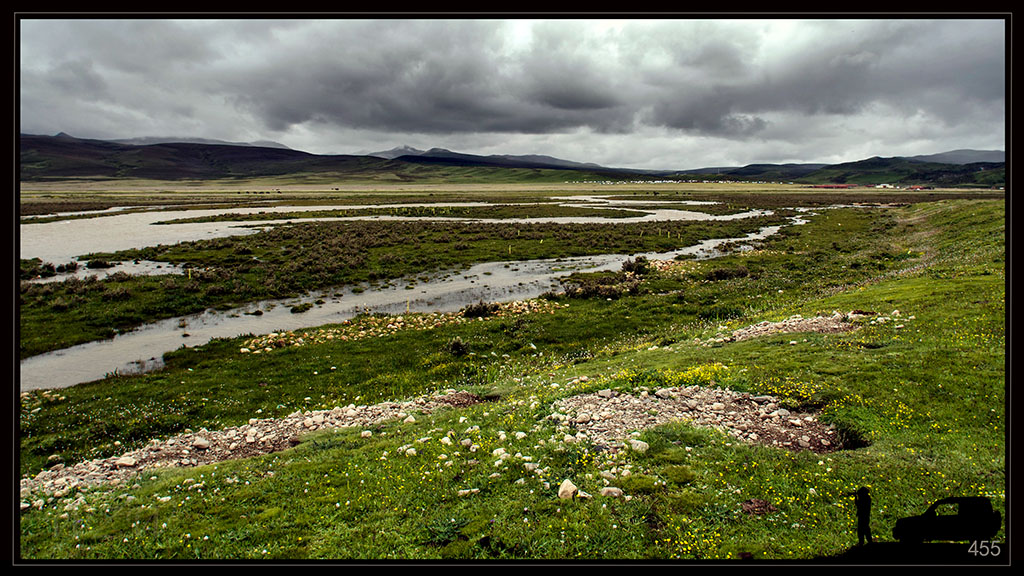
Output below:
[550,385,839,454]
[20,390,481,507]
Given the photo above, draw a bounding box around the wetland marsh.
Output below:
[18,183,1005,561]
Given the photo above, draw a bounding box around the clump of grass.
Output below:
[446,336,470,357]
[662,465,696,485]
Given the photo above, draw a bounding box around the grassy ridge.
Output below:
[19,198,1005,560]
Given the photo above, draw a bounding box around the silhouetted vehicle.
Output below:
[892,497,1001,544]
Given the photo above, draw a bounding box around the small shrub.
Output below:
[705,266,750,281]
[462,301,499,318]
[621,256,651,276]
[447,336,469,357]
[422,516,468,547]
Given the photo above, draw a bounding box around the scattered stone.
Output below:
[600,487,624,498]
[20,390,482,500]
[558,479,578,500]
[702,311,857,346]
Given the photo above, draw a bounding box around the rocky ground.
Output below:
[19,390,482,509]
[551,385,839,454]
[699,310,860,346]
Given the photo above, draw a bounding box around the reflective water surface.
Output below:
[19,195,794,390]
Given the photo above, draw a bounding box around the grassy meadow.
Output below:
[18,184,1006,561]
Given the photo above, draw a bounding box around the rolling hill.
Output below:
[19,133,1005,188]
[794,156,1006,188]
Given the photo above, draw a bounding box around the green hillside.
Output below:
[796,157,1004,187]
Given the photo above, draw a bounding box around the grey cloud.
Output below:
[22,20,219,75]
[41,59,110,99]
[18,18,1005,167]
[637,19,1004,138]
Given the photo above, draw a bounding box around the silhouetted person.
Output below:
[854,487,873,545]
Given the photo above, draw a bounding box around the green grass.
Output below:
[19,197,1005,560]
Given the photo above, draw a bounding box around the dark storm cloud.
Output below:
[18,18,1005,167]
[218,20,636,135]
[641,20,1005,137]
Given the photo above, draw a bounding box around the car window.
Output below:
[934,503,959,516]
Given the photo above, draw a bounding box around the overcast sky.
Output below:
[18,17,1007,170]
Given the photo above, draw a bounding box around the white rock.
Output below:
[628,439,650,453]
[558,479,578,500]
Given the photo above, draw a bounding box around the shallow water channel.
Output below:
[19,196,793,390]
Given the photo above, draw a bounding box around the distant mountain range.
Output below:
[368,145,607,171]
[19,133,1005,188]
[106,134,293,150]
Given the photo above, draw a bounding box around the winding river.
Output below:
[19,196,794,390]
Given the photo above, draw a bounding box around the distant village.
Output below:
[806,183,934,190]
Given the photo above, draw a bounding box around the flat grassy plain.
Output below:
[18,182,1005,561]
